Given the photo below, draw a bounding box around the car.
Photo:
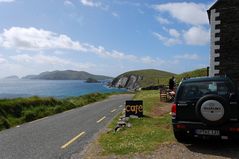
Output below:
[172,76,239,142]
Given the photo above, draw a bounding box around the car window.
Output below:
[178,81,231,100]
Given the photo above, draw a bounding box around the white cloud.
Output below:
[64,0,74,6]
[0,57,7,64]
[0,27,88,51]
[154,26,209,46]
[10,54,32,63]
[183,26,210,45]
[138,9,144,15]
[0,54,96,78]
[80,0,101,7]
[169,29,180,38]
[0,27,142,62]
[113,1,141,7]
[0,0,14,3]
[140,56,167,65]
[153,32,181,46]
[154,2,208,25]
[174,53,200,60]
[156,16,171,25]
[112,12,119,17]
[10,54,95,69]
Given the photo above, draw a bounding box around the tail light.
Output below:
[171,103,176,118]
[229,128,239,132]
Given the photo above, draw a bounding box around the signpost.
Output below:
[125,100,143,117]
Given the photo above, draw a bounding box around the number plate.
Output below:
[195,129,220,136]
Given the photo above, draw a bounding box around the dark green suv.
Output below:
[172,76,239,142]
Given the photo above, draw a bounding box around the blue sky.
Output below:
[0,0,216,78]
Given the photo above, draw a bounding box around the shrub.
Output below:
[0,108,7,117]
[24,111,37,122]
[0,116,10,130]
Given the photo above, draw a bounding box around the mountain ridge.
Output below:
[22,70,112,80]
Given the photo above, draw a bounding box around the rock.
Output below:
[117,121,126,126]
[130,115,139,118]
[125,117,129,122]
[85,78,100,83]
[127,123,132,128]
[114,125,121,132]
[110,74,142,90]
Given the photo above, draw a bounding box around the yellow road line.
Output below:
[61,131,85,149]
[97,116,106,123]
[111,109,117,113]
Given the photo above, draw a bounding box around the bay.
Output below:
[0,79,125,99]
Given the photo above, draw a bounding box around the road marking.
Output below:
[97,116,106,123]
[119,105,123,108]
[30,116,49,124]
[111,109,117,113]
[61,131,86,149]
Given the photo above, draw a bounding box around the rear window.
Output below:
[178,81,232,100]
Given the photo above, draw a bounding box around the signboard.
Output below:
[125,100,143,117]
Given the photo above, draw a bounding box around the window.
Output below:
[178,81,231,100]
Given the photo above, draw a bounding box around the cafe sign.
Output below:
[125,100,143,117]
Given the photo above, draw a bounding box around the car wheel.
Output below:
[195,95,229,126]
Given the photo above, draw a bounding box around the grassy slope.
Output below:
[113,68,207,89]
[99,90,174,155]
[175,68,208,83]
[0,93,109,131]
[114,69,175,88]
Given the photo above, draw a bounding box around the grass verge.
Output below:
[99,90,174,155]
[0,92,113,131]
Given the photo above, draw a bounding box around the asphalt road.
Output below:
[0,94,133,159]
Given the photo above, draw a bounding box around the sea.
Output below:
[0,79,125,99]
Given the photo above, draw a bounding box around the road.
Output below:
[0,94,133,159]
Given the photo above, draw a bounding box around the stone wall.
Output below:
[209,0,239,84]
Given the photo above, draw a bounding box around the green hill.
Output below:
[175,68,208,83]
[111,68,208,90]
[22,70,112,80]
[111,69,175,89]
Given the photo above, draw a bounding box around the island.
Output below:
[85,78,100,83]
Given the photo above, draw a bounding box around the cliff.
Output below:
[110,69,175,90]
[111,74,143,90]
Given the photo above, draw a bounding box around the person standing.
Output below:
[169,76,175,90]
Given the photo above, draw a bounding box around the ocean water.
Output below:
[0,79,125,99]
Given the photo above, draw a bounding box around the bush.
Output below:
[0,108,7,117]
[0,92,110,130]
[54,106,65,113]
[0,116,10,130]
[24,111,37,122]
